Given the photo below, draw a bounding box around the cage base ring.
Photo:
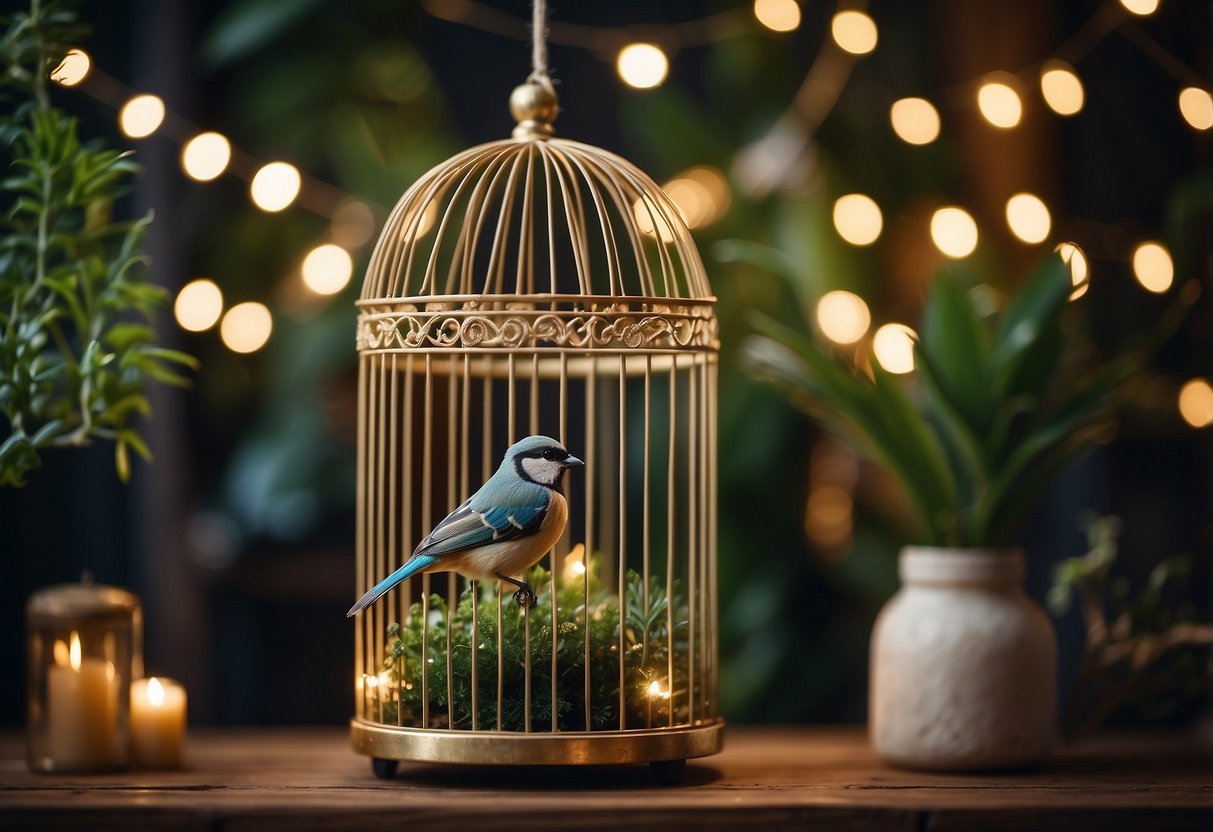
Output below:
[350,718,724,766]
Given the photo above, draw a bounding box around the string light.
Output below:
[301,244,354,295]
[616,43,668,90]
[1040,61,1085,116]
[830,10,878,55]
[832,194,883,246]
[119,94,165,139]
[1131,241,1174,293]
[977,75,1023,129]
[250,162,302,212]
[1178,378,1213,428]
[872,324,916,374]
[1057,242,1090,300]
[220,302,273,354]
[930,207,978,258]
[174,279,224,332]
[753,0,801,33]
[181,132,232,182]
[1005,193,1051,244]
[1178,87,1213,131]
[889,97,941,145]
[816,290,871,344]
[1119,0,1160,15]
[49,48,90,86]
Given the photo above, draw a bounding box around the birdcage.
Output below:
[350,74,721,783]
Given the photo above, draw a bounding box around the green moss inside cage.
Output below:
[371,557,691,731]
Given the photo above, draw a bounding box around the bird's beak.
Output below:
[563,455,585,469]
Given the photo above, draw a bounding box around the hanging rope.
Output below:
[528,0,554,91]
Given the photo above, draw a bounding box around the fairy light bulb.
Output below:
[1057,242,1090,300]
[181,132,231,182]
[1120,0,1160,15]
[930,207,978,258]
[50,49,90,86]
[1178,379,1213,428]
[816,291,871,344]
[119,94,165,138]
[1132,241,1174,293]
[832,194,883,246]
[977,75,1023,129]
[250,162,301,212]
[889,98,941,145]
[872,324,916,374]
[301,244,354,295]
[174,279,224,332]
[831,10,878,55]
[1005,193,1051,244]
[616,43,668,90]
[220,302,273,354]
[754,0,801,32]
[1040,61,1084,116]
[1178,87,1213,131]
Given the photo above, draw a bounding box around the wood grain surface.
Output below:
[1,726,1210,831]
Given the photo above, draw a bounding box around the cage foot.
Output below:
[649,759,686,785]
[371,758,399,780]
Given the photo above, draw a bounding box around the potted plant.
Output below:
[734,247,1180,770]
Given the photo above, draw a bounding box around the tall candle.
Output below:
[45,631,120,768]
[130,677,186,768]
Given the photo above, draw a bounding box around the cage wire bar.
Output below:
[351,83,721,772]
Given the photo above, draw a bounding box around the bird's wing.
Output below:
[411,496,548,560]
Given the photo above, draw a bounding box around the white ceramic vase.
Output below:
[869,546,1057,770]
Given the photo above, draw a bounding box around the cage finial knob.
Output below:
[510,81,559,140]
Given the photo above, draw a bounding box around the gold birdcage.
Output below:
[350,73,721,783]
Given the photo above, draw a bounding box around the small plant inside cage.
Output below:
[349,5,721,784]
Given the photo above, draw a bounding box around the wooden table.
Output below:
[2,727,1210,830]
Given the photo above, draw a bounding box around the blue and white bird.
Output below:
[347,435,583,617]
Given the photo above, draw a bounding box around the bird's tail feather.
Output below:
[346,555,437,617]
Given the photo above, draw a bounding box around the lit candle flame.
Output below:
[148,677,166,708]
[69,631,81,671]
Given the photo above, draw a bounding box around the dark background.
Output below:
[2,0,1210,728]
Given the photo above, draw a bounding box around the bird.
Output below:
[347,435,584,617]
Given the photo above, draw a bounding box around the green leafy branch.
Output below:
[374,557,691,732]
[0,0,196,486]
[1050,514,1213,741]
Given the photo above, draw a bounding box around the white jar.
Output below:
[870,547,1057,770]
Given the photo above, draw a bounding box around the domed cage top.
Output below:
[352,81,721,777]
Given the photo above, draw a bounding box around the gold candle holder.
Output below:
[25,576,142,773]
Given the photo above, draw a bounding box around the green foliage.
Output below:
[736,247,1153,547]
[0,0,195,486]
[375,558,690,731]
[1049,514,1212,738]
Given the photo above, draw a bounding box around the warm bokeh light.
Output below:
[1119,0,1159,15]
[119,94,165,139]
[754,0,801,32]
[174,279,224,332]
[873,323,916,375]
[301,244,354,295]
[1040,61,1084,116]
[1178,378,1213,428]
[1057,242,1090,300]
[662,167,730,230]
[889,97,941,145]
[332,200,377,249]
[831,10,878,55]
[930,207,978,258]
[616,43,669,90]
[250,162,301,212]
[181,132,231,181]
[49,48,90,86]
[1132,241,1174,293]
[633,196,678,242]
[805,485,853,549]
[147,677,166,708]
[220,302,273,354]
[816,290,871,345]
[1178,87,1213,131]
[832,193,883,246]
[1005,193,1051,244]
[977,76,1023,129]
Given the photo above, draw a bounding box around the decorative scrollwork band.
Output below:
[357,305,718,353]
